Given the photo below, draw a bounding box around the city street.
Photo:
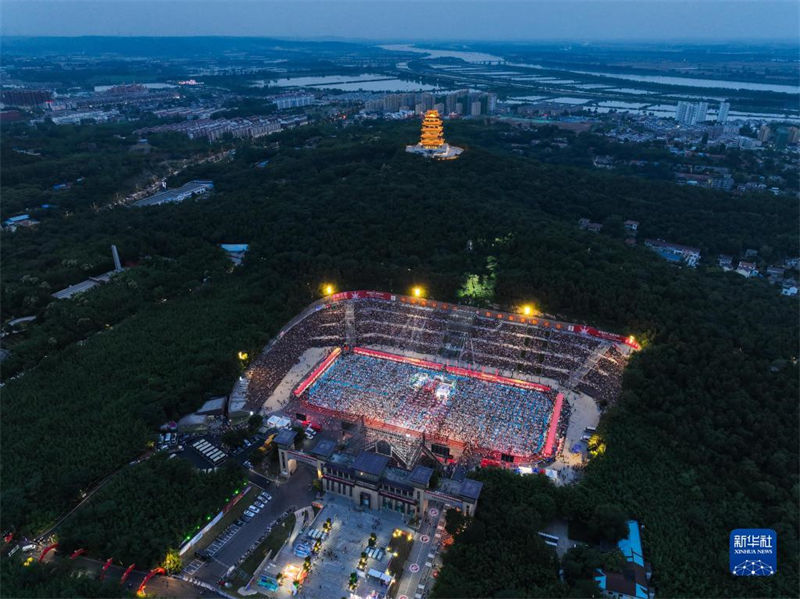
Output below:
[395,503,444,599]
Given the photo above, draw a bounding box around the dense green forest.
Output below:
[432,469,564,597]
[1,119,797,596]
[57,457,243,568]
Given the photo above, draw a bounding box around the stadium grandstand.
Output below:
[245,291,636,468]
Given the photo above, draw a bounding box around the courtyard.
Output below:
[256,494,419,598]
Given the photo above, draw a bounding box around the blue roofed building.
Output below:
[219,243,249,266]
[644,239,701,268]
[594,520,653,599]
[3,214,40,231]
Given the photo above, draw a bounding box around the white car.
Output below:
[244,510,255,518]
[254,501,266,509]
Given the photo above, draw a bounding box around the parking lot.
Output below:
[189,465,315,586]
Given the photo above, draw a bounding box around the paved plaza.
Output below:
[254,493,443,599]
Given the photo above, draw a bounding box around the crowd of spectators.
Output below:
[246,304,345,409]
[354,301,448,354]
[576,346,626,407]
[246,297,628,428]
[302,353,555,458]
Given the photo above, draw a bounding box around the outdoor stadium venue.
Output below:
[242,291,638,473]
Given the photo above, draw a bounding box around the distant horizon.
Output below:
[2,34,799,45]
[2,1,797,41]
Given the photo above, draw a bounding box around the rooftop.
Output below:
[196,396,227,415]
[594,520,649,599]
[352,451,390,477]
[274,429,298,447]
[309,437,337,459]
[383,466,416,488]
[409,465,434,487]
[644,238,701,254]
[458,479,484,501]
[220,243,249,253]
[618,520,645,567]
[134,180,214,207]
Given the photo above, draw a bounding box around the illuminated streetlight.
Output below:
[237,351,249,361]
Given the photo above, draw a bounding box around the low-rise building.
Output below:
[220,243,249,266]
[766,266,785,279]
[277,434,482,519]
[579,218,603,232]
[644,239,701,267]
[3,214,40,231]
[134,180,214,207]
[718,255,734,271]
[595,520,652,599]
[736,261,758,278]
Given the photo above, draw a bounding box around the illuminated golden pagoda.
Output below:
[419,110,445,148]
[405,109,463,160]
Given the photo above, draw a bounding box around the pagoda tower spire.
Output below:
[405,109,463,160]
[419,110,445,148]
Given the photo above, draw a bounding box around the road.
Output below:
[396,504,444,599]
[38,554,217,598]
[195,465,316,585]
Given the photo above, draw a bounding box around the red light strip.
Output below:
[353,346,444,371]
[353,347,551,392]
[293,347,342,396]
[542,393,564,457]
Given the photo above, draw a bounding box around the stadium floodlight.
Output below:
[412,286,424,298]
[323,284,335,296]
[238,351,249,361]
[522,305,533,316]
